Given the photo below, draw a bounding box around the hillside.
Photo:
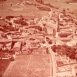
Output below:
[0,0,77,19]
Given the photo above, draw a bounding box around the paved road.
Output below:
[2,54,52,77]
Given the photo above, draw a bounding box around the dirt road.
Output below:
[2,54,52,77]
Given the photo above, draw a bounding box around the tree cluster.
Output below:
[51,44,77,60]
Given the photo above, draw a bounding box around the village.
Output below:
[0,0,77,77]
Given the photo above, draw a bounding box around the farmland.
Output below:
[2,54,52,77]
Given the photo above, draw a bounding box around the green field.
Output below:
[0,59,10,77]
[0,0,77,19]
[2,54,52,77]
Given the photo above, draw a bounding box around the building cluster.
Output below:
[0,8,77,54]
[0,8,77,76]
[52,44,77,77]
[56,52,77,77]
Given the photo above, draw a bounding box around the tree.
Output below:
[0,0,7,2]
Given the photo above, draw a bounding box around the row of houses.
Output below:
[0,9,77,45]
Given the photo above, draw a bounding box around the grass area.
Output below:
[0,0,49,19]
[0,59,10,77]
[0,0,77,19]
[2,54,51,77]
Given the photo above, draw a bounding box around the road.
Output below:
[2,54,52,77]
